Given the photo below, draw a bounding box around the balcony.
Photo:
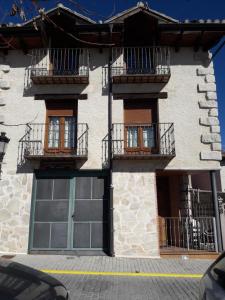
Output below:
[29,48,89,84]
[21,122,88,161]
[110,123,175,160]
[111,47,171,84]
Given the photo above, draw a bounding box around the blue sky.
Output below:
[0,0,225,147]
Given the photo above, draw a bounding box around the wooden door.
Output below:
[124,100,158,153]
[156,176,171,247]
[45,101,77,154]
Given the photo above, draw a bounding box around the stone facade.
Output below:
[197,63,222,161]
[0,47,222,256]
[113,171,159,257]
[0,172,33,253]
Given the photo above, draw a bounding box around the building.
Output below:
[0,2,224,257]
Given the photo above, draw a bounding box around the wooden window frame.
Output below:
[124,100,159,154]
[44,101,77,154]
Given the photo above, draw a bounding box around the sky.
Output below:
[0,0,225,147]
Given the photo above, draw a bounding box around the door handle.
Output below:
[71,213,75,219]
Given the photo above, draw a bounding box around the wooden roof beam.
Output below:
[193,31,205,52]
[174,30,183,52]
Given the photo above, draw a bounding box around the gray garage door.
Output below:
[29,173,109,254]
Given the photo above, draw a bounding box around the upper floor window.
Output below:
[124,100,158,153]
[45,101,77,153]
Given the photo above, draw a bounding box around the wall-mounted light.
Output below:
[0,132,10,161]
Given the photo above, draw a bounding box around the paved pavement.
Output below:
[10,255,213,300]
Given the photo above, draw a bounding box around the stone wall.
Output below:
[0,172,33,253]
[113,171,159,257]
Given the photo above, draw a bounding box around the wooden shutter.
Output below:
[124,100,157,124]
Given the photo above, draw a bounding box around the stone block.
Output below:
[0,209,11,221]
[0,65,10,73]
[205,75,215,83]
[210,126,220,133]
[208,108,218,117]
[0,115,5,123]
[0,99,5,106]
[211,143,222,151]
[0,80,10,90]
[197,67,214,76]
[198,101,217,108]
[201,133,221,143]
[206,92,217,100]
[198,83,216,92]
[200,151,222,161]
[199,117,219,126]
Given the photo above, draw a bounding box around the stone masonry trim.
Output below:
[197,64,221,161]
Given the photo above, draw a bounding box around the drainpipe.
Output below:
[108,24,114,257]
[210,170,223,252]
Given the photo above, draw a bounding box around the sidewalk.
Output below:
[10,255,213,300]
[11,254,212,275]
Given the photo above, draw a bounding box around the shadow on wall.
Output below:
[23,68,88,96]
[112,160,171,173]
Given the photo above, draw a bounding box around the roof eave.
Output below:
[23,6,96,27]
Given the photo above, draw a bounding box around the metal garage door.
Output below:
[29,172,109,254]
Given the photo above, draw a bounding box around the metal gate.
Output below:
[29,171,109,255]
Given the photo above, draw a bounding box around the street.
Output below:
[53,274,199,300]
[11,255,212,300]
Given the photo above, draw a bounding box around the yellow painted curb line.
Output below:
[40,269,202,278]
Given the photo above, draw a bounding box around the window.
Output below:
[124,100,158,153]
[45,101,77,153]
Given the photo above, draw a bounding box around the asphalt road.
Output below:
[53,274,200,300]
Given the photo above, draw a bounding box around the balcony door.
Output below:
[124,99,158,153]
[45,101,77,154]
[49,49,80,76]
[124,48,154,75]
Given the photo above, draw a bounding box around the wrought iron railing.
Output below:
[112,47,170,76]
[29,48,89,77]
[111,123,175,157]
[159,217,218,252]
[20,123,88,158]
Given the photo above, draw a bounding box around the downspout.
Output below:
[108,24,114,257]
[210,170,223,252]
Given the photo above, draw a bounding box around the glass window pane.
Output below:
[64,117,76,149]
[127,127,138,148]
[48,117,60,148]
[143,126,155,148]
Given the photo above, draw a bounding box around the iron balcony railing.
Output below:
[159,217,218,252]
[20,122,88,158]
[111,47,170,76]
[110,123,175,157]
[30,48,89,77]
